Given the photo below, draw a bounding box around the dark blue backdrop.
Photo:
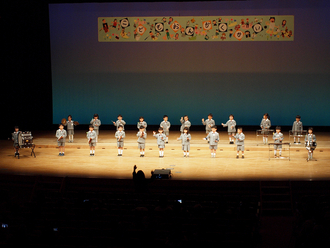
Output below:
[49,1,330,127]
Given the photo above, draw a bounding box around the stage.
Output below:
[1,130,330,181]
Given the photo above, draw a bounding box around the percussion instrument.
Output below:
[73,121,79,125]
[18,131,34,148]
[305,141,317,150]
[61,118,67,125]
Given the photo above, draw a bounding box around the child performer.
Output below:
[90,114,101,142]
[87,125,97,156]
[292,115,303,144]
[273,126,284,158]
[115,125,125,156]
[56,123,67,156]
[113,114,126,130]
[305,127,317,161]
[160,115,171,143]
[234,127,245,159]
[137,126,147,157]
[221,114,236,144]
[177,127,191,157]
[260,113,271,144]
[12,126,20,157]
[64,115,77,143]
[137,116,147,131]
[204,125,219,158]
[202,113,215,142]
[153,127,166,158]
[180,115,191,133]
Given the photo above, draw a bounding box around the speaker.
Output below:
[152,169,172,179]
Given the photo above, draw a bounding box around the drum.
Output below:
[19,131,34,148]
[305,141,317,150]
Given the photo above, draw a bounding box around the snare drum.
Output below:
[305,141,317,150]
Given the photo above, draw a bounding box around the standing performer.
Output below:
[260,113,271,144]
[292,115,303,144]
[12,126,21,157]
[153,127,166,158]
[160,115,171,143]
[137,116,147,131]
[56,123,67,156]
[115,125,125,156]
[221,114,236,144]
[305,127,317,161]
[90,114,101,142]
[234,127,245,159]
[177,127,191,157]
[204,125,219,158]
[64,115,78,143]
[180,115,191,133]
[273,126,284,158]
[202,113,215,142]
[87,125,97,156]
[137,126,147,157]
[113,114,126,130]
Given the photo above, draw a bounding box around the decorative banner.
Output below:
[98,15,294,42]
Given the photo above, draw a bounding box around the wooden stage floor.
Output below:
[1,130,330,181]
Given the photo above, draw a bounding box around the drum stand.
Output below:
[268,142,291,161]
[289,130,307,144]
[256,129,274,146]
[16,144,36,159]
[14,146,20,159]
